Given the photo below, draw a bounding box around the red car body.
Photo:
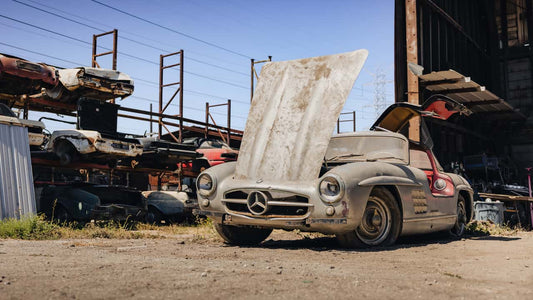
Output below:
[195,139,238,166]
[0,53,58,95]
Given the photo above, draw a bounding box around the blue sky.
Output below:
[2,0,395,135]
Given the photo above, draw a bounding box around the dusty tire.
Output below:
[214,223,272,246]
[336,187,401,248]
[145,207,164,224]
[53,205,72,224]
[450,194,467,237]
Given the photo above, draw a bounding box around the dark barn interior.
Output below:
[395,0,533,193]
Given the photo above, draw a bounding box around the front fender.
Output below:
[323,162,417,233]
[58,196,99,220]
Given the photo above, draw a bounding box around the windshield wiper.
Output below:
[326,153,364,161]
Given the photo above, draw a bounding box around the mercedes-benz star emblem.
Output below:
[247,191,269,215]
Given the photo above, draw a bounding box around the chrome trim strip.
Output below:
[221,199,314,208]
[403,214,456,223]
[265,201,314,207]
[226,212,308,222]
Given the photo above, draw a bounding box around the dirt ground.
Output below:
[1,230,532,300]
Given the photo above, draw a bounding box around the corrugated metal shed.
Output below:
[419,70,523,119]
[0,121,36,220]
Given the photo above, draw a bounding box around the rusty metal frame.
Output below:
[158,50,184,142]
[337,111,356,133]
[205,100,232,144]
[91,29,118,104]
[117,105,242,139]
[250,56,272,102]
[92,29,118,70]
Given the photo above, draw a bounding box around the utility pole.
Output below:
[372,67,390,120]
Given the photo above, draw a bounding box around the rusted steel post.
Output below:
[158,54,164,139]
[205,102,209,138]
[227,99,231,145]
[92,34,97,68]
[112,29,118,71]
[149,103,153,134]
[353,111,356,132]
[250,58,255,102]
[179,49,184,142]
[406,0,420,141]
[23,95,29,119]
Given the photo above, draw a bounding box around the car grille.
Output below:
[222,190,311,218]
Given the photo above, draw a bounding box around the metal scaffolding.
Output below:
[250,56,272,102]
[158,50,184,142]
[205,100,232,144]
[337,111,356,133]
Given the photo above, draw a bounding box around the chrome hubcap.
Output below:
[356,196,392,245]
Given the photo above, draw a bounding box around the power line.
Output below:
[12,0,248,77]
[128,76,249,105]
[0,41,82,66]
[129,95,247,120]
[0,41,247,106]
[0,14,89,45]
[20,0,245,69]
[90,0,252,59]
[0,16,249,89]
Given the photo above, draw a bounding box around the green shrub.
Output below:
[0,215,60,240]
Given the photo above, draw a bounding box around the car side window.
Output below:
[409,149,432,170]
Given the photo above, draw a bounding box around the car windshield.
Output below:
[325,134,408,164]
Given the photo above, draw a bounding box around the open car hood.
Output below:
[234,50,368,181]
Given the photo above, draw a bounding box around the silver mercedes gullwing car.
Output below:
[194,50,474,248]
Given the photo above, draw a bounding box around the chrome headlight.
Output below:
[433,178,447,191]
[197,173,216,197]
[318,175,345,203]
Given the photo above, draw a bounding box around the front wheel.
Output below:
[214,223,272,246]
[450,195,467,237]
[336,187,401,248]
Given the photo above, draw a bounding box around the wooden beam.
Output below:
[406,0,420,142]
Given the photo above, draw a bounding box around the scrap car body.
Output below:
[47,98,143,165]
[45,67,134,102]
[129,137,202,170]
[195,50,474,248]
[0,103,47,149]
[0,53,58,96]
[143,190,198,223]
[47,129,143,165]
[39,183,147,222]
[183,137,239,167]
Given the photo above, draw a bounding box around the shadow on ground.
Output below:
[253,231,521,252]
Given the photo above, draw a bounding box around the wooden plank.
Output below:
[478,192,533,202]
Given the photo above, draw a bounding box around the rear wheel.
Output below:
[450,195,467,237]
[214,223,272,246]
[336,187,401,248]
